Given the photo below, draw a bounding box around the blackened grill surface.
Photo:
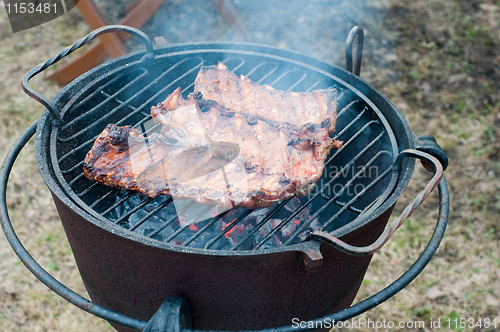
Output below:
[54,50,396,251]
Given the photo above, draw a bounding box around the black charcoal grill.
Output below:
[1,26,449,331]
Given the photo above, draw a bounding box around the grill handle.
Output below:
[307,149,444,256]
[345,26,364,76]
[21,25,154,123]
[415,134,449,171]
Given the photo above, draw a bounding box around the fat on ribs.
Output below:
[83,67,341,209]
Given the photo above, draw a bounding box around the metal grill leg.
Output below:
[142,297,192,332]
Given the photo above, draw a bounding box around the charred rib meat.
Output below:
[83,66,341,209]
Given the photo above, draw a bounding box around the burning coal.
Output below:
[107,191,322,250]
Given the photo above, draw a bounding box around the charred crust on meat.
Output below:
[198,145,211,154]
[252,189,263,196]
[288,137,308,147]
[108,125,131,152]
[192,91,304,130]
[288,136,324,149]
[245,165,256,173]
[246,116,259,126]
[191,91,204,100]
[244,160,258,173]
[194,93,236,118]
[96,143,111,155]
[83,142,111,170]
[321,119,331,129]
[221,110,235,118]
[279,177,291,185]
[159,103,170,112]
[304,122,320,133]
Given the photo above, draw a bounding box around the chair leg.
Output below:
[76,0,128,58]
[47,0,165,85]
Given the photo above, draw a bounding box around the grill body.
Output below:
[52,193,393,330]
[34,42,419,330]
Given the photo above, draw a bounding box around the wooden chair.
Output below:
[48,0,250,85]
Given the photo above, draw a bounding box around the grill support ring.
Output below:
[5,25,450,331]
[0,121,448,331]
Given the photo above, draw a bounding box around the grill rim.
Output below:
[35,41,417,257]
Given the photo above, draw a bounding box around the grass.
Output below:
[0,2,115,331]
[349,1,500,329]
[0,0,499,331]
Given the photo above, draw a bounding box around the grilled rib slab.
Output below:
[194,63,338,132]
[83,66,340,209]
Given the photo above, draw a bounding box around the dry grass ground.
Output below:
[0,3,116,331]
[0,0,499,331]
[353,1,500,331]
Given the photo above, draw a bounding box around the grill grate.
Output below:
[53,52,397,251]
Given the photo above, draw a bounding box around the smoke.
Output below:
[150,0,391,65]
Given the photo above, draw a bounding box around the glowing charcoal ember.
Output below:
[280,218,300,237]
[224,222,252,247]
[106,188,322,249]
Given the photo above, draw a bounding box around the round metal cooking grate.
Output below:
[50,44,399,251]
